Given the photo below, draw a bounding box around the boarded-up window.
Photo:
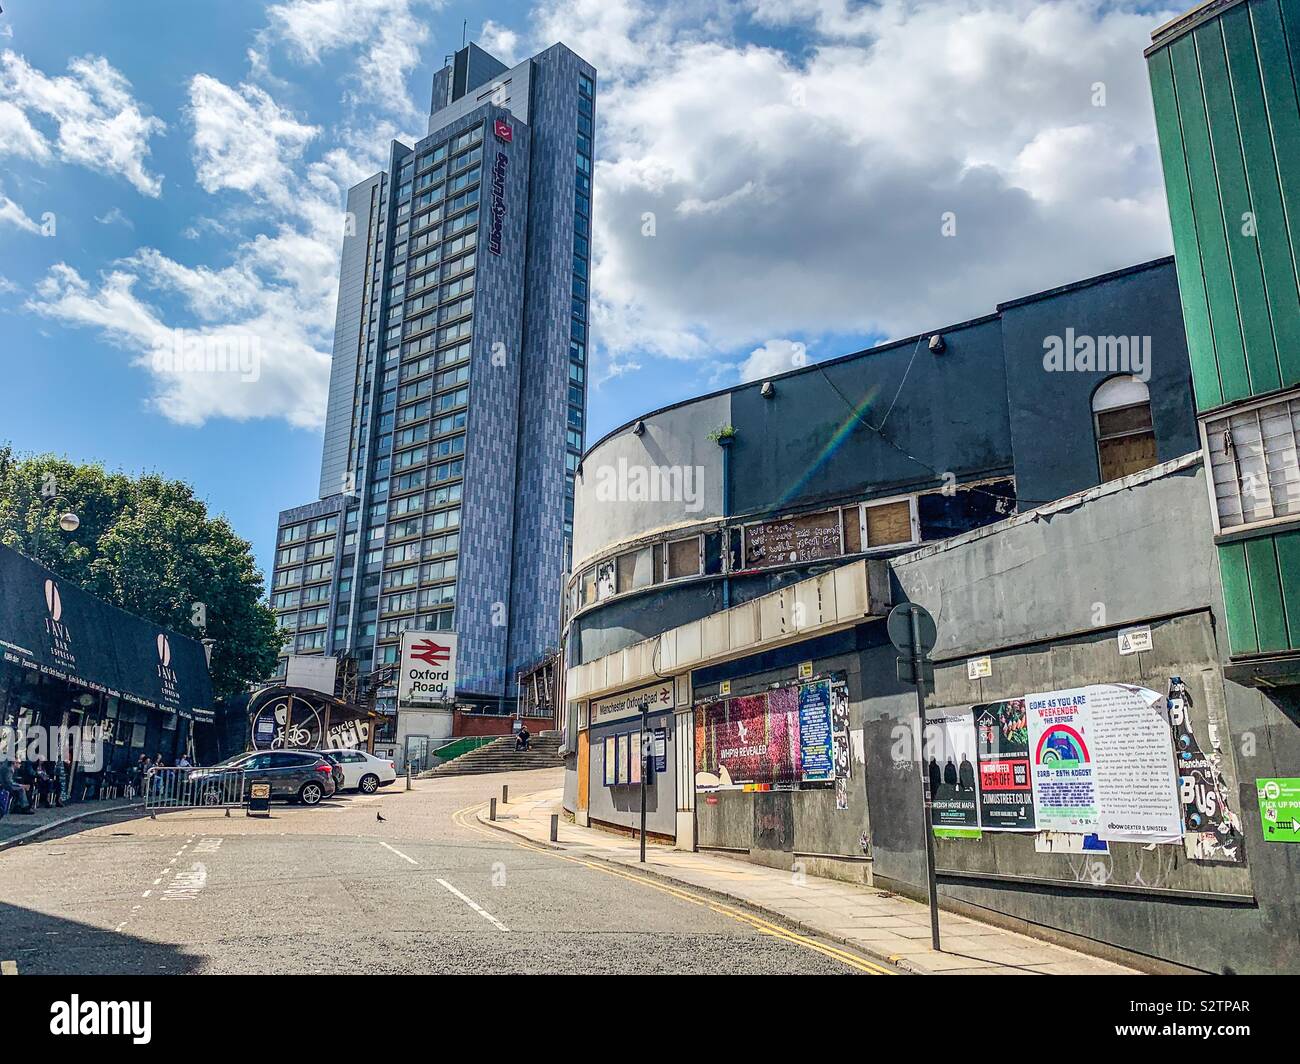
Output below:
[615,546,655,592]
[842,507,862,554]
[864,500,913,548]
[1094,375,1157,483]
[743,510,841,568]
[580,567,597,606]
[666,536,701,579]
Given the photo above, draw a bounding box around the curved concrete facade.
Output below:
[566,257,1198,669]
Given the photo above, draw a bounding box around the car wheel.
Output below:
[299,781,324,806]
[359,774,380,795]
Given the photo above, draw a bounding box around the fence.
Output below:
[144,767,246,818]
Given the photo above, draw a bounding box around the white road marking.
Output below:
[1,960,17,976]
[162,862,207,901]
[141,890,151,898]
[378,840,418,865]
[152,878,162,885]
[192,838,222,854]
[436,878,510,932]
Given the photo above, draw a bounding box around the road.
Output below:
[0,768,891,974]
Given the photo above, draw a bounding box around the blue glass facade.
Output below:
[272,42,595,716]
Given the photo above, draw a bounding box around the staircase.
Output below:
[421,733,563,777]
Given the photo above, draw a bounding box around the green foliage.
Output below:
[0,447,280,700]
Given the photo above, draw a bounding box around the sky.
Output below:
[0,0,1182,584]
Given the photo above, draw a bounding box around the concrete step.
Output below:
[421,734,563,778]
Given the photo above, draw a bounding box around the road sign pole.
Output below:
[910,605,942,953]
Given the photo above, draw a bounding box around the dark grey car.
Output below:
[193,750,339,806]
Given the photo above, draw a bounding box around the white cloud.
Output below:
[255,0,441,116]
[0,190,41,233]
[478,21,522,67]
[26,74,354,428]
[94,205,133,228]
[739,339,808,383]
[188,75,319,208]
[0,50,165,195]
[519,0,1182,385]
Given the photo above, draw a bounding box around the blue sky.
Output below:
[0,0,1179,584]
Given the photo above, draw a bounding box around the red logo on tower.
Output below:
[494,118,513,142]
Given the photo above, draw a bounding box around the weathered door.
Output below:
[577,729,590,812]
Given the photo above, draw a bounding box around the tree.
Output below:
[0,447,280,700]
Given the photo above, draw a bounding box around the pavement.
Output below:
[0,768,895,975]
[0,796,142,851]
[477,786,1138,976]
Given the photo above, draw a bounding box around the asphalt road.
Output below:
[0,768,883,975]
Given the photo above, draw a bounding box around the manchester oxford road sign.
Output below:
[398,631,458,706]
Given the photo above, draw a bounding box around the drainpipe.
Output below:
[718,434,733,611]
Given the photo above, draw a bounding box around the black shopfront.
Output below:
[0,544,214,800]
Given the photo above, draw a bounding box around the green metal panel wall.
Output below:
[1150,0,1300,659]
[1147,0,1300,412]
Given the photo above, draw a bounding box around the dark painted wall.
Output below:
[1000,258,1198,506]
[729,316,1013,517]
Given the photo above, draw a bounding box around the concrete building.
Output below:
[271,42,596,746]
[558,248,1300,972]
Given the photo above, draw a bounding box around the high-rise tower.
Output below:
[271,41,596,738]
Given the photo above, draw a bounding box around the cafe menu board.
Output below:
[744,511,842,569]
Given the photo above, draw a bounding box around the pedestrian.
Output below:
[177,753,192,769]
[0,758,36,815]
[516,724,531,752]
[36,761,59,808]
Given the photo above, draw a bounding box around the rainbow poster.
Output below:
[1026,686,1099,831]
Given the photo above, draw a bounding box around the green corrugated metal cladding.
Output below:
[1149,0,1300,657]
[1148,0,1300,412]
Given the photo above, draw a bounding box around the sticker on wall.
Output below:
[966,656,992,680]
[798,661,814,680]
[719,680,731,695]
[1256,779,1300,843]
[1168,676,1244,861]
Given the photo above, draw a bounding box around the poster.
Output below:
[653,727,667,773]
[1256,778,1300,844]
[1025,687,1098,831]
[973,699,1035,830]
[1168,676,1244,860]
[923,708,979,828]
[1027,684,1182,840]
[616,733,631,785]
[630,730,642,785]
[798,680,834,782]
[835,776,848,811]
[603,735,616,786]
[694,690,801,788]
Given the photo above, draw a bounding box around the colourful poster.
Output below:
[1025,687,1098,831]
[798,679,834,782]
[694,689,801,788]
[1027,683,1182,839]
[973,699,1035,830]
[924,707,979,828]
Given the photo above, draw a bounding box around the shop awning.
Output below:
[0,543,214,718]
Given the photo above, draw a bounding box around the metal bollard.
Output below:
[489,797,497,821]
[502,784,508,805]
[550,813,559,842]
[406,763,412,792]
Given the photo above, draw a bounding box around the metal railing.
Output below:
[144,767,246,818]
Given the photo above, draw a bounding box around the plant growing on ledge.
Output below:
[708,424,737,444]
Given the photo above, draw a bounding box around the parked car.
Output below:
[316,749,397,794]
[190,750,341,806]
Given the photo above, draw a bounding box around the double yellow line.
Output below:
[451,801,896,975]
